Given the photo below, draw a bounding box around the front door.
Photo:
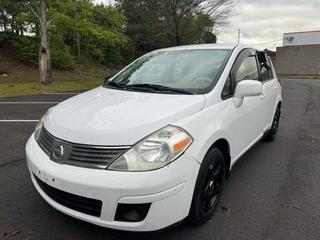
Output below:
[221,49,266,162]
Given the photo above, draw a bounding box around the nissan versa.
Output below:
[26,44,282,231]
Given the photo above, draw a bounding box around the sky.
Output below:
[95,0,320,50]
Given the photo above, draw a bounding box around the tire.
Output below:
[264,105,281,142]
[189,147,225,225]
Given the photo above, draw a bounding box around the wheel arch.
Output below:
[207,138,231,179]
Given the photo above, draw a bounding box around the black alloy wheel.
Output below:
[200,160,223,213]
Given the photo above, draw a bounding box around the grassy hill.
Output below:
[0,45,115,97]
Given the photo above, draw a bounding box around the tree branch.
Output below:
[46,19,53,28]
[27,3,40,20]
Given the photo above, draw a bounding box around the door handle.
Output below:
[260,94,266,100]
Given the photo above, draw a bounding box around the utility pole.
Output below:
[237,29,241,44]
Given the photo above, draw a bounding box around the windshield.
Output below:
[104,49,231,94]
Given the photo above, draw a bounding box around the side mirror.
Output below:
[233,80,263,107]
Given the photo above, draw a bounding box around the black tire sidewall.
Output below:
[264,106,281,141]
[189,147,225,224]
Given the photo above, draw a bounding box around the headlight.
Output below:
[108,125,193,171]
[34,108,52,141]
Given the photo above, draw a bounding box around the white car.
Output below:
[26,44,282,231]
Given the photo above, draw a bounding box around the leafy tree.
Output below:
[0,0,128,72]
[0,0,230,81]
[49,0,127,67]
[0,0,26,34]
[202,31,217,43]
[116,0,169,54]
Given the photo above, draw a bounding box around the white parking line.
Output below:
[0,102,60,104]
[0,120,38,122]
[43,93,78,95]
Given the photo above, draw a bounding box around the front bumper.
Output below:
[26,134,200,231]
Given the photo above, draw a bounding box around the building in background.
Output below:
[276,30,320,77]
[283,31,320,46]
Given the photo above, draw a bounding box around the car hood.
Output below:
[44,86,205,146]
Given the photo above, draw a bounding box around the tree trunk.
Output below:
[171,1,180,46]
[76,31,81,61]
[174,22,180,46]
[39,0,52,85]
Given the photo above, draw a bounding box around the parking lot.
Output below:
[0,79,319,240]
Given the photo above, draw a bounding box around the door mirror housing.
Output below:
[233,80,263,107]
[235,80,262,98]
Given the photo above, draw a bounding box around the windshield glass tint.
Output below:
[105,49,231,94]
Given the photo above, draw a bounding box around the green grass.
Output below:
[0,76,104,97]
[0,47,116,97]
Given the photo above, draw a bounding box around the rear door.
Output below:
[257,56,279,131]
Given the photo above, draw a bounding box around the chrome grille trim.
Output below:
[36,127,129,169]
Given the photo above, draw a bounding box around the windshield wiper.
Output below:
[106,80,128,89]
[128,84,194,95]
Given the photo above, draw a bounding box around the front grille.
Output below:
[34,174,102,217]
[37,127,129,169]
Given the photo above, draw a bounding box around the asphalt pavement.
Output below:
[0,79,319,240]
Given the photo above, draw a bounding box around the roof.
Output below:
[156,43,238,52]
[284,30,320,35]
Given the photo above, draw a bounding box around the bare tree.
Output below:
[162,0,234,45]
[27,0,52,85]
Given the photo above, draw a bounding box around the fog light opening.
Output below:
[115,203,151,222]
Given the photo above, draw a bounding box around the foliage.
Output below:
[0,0,27,34]
[0,0,233,70]
[116,0,169,54]
[11,35,39,64]
[203,31,217,44]
[0,0,128,69]
[116,0,232,55]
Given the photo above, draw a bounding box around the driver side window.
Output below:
[222,51,259,99]
[235,55,259,84]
